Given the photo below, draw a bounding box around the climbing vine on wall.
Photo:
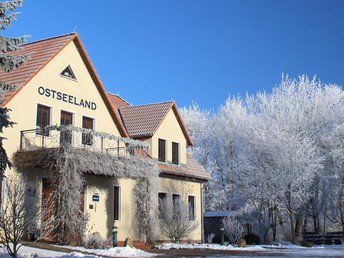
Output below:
[13,146,159,244]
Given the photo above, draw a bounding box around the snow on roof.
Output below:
[204,210,239,218]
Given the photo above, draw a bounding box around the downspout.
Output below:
[200,182,204,243]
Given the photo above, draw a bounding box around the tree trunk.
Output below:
[313,215,319,233]
[286,188,296,244]
[272,208,278,241]
[289,211,296,244]
[294,214,302,243]
[303,216,308,232]
[13,243,17,258]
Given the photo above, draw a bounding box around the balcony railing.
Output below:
[19,125,149,156]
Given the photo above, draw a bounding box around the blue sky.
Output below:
[5,0,344,109]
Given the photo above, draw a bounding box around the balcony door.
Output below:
[60,111,73,145]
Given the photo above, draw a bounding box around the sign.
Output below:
[38,86,97,110]
[92,194,99,202]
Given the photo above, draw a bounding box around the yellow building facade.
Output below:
[0,33,211,244]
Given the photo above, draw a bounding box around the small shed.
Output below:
[204,210,239,243]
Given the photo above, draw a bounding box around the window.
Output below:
[158,192,167,219]
[113,186,120,220]
[60,111,73,144]
[172,194,181,220]
[36,104,51,136]
[188,196,196,220]
[158,139,166,162]
[82,116,94,145]
[172,142,179,165]
[60,65,77,80]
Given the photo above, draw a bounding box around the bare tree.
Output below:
[159,198,198,243]
[223,217,245,244]
[0,173,56,257]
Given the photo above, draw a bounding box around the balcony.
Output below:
[19,125,149,156]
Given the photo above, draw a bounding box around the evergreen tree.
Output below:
[0,0,29,177]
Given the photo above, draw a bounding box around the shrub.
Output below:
[159,199,198,242]
[223,217,245,244]
[83,232,107,249]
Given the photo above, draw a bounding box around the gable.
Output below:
[150,108,188,164]
[4,38,121,138]
[155,108,187,143]
[0,33,128,137]
[118,101,173,138]
[118,101,193,146]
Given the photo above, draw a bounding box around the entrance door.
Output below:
[60,111,73,144]
[42,178,57,242]
[41,178,86,244]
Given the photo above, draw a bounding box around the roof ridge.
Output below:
[21,32,76,46]
[119,100,174,109]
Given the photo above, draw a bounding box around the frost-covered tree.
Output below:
[182,75,344,244]
[0,0,29,177]
[180,102,214,173]
[327,124,344,231]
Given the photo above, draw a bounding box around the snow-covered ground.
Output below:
[59,245,155,257]
[0,245,97,258]
[1,243,343,257]
[0,244,155,257]
[156,242,265,251]
[156,243,344,257]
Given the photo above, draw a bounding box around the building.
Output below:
[0,33,211,245]
[204,211,239,243]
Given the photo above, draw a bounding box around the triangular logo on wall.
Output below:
[60,65,77,80]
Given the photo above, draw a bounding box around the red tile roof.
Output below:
[0,33,75,104]
[116,101,194,146]
[158,153,211,181]
[118,101,174,138]
[107,93,131,108]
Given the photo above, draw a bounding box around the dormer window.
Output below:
[60,65,77,80]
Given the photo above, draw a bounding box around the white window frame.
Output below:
[172,141,180,165]
[171,193,182,220]
[35,102,53,137]
[59,108,75,145]
[158,191,168,220]
[158,138,167,163]
[81,115,96,146]
[187,195,197,221]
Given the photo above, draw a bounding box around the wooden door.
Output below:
[42,178,57,242]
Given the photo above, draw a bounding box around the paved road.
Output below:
[149,246,344,257]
